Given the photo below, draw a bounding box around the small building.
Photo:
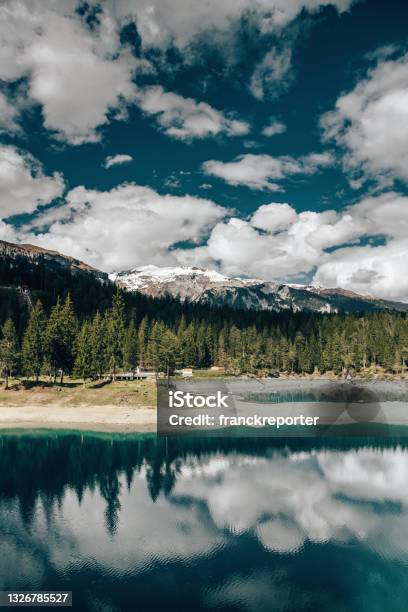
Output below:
[210,366,225,372]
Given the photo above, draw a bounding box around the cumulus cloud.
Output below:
[104,154,133,168]
[261,119,287,137]
[251,202,297,231]
[0,1,140,144]
[0,145,64,218]
[137,86,249,140]
[313,192,408,300]
[20,183,226,272]
[321,49,408,186]
[202,152,334,190]
[175,204,357,280]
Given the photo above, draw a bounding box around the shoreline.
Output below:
[0,378,406,434]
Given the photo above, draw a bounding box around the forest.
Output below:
[1,287,408,387]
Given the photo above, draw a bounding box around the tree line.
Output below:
[1,289,408,387]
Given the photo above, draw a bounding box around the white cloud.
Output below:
[313,192,408,301]
[137,86,249,140]
[314,241,408,302]
[109,0,355,50]
[261,119,287,137]
[104,154,133,168]
[0,1,355,142]
[0,92,20,133]
[251,202,297,231]
[202,152,334,190]
[175,204,355,279]
[321,50,408,185]
[0,145,64,218]
[111,1,354,102]
[0,1,139,144]
[21,183,226,272]
[250,47,293,100]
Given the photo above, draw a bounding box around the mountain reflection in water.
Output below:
[1,433,408,612]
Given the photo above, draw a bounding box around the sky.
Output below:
[1,0,408,301]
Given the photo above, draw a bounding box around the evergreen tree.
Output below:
[22,300,46,382]
[91,311,107,378]
[138,316,149,366]
[0,319,19,389]
[74,321,95,383]
[106,290,126,379]
[147,321,165,378]
[160,329,180,382]
[45,295,78,384]
[123,320,139,372]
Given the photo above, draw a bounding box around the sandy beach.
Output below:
[0,404,157,432]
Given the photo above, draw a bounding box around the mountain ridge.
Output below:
[1,239,407,314]
[0,239,108,282]
[111,264,408,314]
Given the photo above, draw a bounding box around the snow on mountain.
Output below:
[110,265,408,314]
[110,265,241,289]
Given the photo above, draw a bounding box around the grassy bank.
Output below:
[0,378,156,407]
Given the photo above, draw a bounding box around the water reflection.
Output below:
[1,433,408,611]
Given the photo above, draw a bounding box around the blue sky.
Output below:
[1,0,408,300]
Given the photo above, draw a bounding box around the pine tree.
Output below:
[60,295,78,381]
[106,290,126,380]
[138,316,149,367]
[147,321,165,377]
[0,319,19,389]
[91,311,107,379]
[45,298,62,382]
[22,300,46,382]
[160,329,180,382]
[123,320,138,372]
[45,295,78,384]
[74,321,95,383]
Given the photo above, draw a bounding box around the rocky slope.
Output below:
[0,239,109,284]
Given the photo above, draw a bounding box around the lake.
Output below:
[1,431,408,611]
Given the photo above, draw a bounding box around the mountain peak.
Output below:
[110,265,259,292]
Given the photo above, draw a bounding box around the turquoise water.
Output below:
[1,432,408,611]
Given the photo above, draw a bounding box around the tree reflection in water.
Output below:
[0,432,406,534]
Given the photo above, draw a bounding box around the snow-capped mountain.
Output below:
[110,265,408,314]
